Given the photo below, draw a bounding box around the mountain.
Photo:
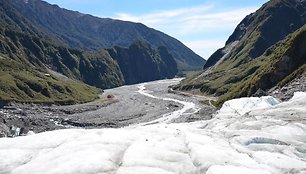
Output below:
[0,0,177,104]
[204,0,306,70]
[108,41,177,84]
[0,0,116,104]
[11,0,205,71]
[175,0,306,106]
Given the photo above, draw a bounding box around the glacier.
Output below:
[0,91,306,174]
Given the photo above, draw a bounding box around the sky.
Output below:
[44,0,268,60]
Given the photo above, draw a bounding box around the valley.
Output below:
[0,79,215,136]
[0,0,306,173]
[1,79,306,174]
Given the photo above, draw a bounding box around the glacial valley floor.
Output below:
[0,79,215,134]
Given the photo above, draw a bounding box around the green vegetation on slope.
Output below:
[11,0,205,71]
[220,24,306,101]
[0,59,100,104]
[176,0,306,106]
[0,0,180,104]
[107,41,178,84]
[177,24,306,107]
[0,0,122,104]
[0,28,125,89]
[204,0,306,71]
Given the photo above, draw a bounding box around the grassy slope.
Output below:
[0,0,122,104]
[0,29,125,104]
[1,28,125,88]
[176,0,306,106]
[178,24,306,107]
[0,59,101,104]
[217,25,306,106]
[0,0,180,104]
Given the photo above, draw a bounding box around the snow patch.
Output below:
[290,92,306,101]
[206,165,271,174]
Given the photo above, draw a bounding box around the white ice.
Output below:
[218,95,280,116]
[0,86,306,174]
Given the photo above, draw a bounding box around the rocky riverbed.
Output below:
[269,75,306,101]
[0,79,215,137]
[1,87,306,174]
[2,75,304,138]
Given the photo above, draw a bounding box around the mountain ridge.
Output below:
[205,0,306,70]
[107,41,178,84]
[175,0,306,106]
[11,0,205,71]
[0,0,178,104]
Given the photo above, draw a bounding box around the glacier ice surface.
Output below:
[0,92,306,174]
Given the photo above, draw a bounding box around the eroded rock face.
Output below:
[0,114,30,137]
[0,122,10,137]
[203,13,254,69]
[270,75,306,101]
[253,88,267,97]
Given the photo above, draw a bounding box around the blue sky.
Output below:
[44,0,268,59]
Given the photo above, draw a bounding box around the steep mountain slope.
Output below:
[204,0,306,70]
[108,41,177,84]
[176,0,306,106]
[0,59,101,104]
[0,0,104,104]
[216,24,306,105]
[0,0,125,88]
[0,0,179,103]
[0,29,125,90]
[11,0,205,71]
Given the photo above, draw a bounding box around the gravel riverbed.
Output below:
[0,79,215,137]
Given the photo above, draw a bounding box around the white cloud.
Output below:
[184,39,225,59]
[178,8,256,33]
[185,40,225,50]
[113,4,258,58]
[115,4,213,27]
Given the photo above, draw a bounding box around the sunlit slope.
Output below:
[176,0,306,106]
